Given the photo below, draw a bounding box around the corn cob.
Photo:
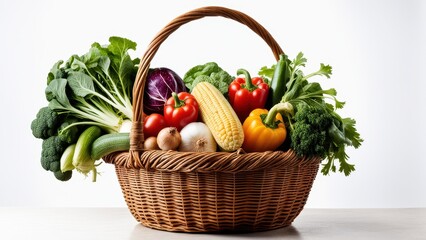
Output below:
[192,82,244,151]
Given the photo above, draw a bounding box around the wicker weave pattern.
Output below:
[105,153,319,232]
[105,6,321,232]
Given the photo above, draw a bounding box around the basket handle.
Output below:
[127,6,284,167]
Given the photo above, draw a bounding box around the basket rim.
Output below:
[104,149,321,172]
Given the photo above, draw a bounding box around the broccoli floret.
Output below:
[41,136,67,172]
[290,104,333,157]
[54,170,72,181]
[31,107,60,139]
[58,119,80,144]
[183,62,234,95]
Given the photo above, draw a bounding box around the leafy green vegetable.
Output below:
[183,62,233,95]
[33,36,140,182]
[269,52,363,176]
[46,36,139,133]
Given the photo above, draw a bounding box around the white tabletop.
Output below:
[0,208,424,240]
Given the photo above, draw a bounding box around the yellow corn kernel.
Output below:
[192,82,244,152]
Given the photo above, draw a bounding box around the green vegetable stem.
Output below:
[72,126,103,182]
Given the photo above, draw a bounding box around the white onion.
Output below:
[178,122,217,152]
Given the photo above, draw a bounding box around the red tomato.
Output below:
[143,113,167,138]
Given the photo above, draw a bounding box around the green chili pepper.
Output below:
[266,54,290,108]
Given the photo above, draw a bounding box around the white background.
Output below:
[1,0,425,208]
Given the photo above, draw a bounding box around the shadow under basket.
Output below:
[104,6,321,233]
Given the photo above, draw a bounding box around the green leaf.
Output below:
[98,56,110,75]
[303,82,322,93]
[197,63,220,77]
[183,62,233,94]
[132,57,140,66]
[321,157,335,175]
[283,75,306,102]
[48,99,67,112]
[67,72,95,98]
[334,145,355,176]
[321,88,345,109]
[328,121,352,146]
[70,57,87,72]
[304,63,333,79]
[342,118,363,148]
[45,78,70,106]
[118,54,135,83]
[91,42,109,56]
[258,64,276,79]
[101,37,137,100]
[47,60,64,85]
[82,47,101,68]
[107,36,136,57]
[321,143,355,176]
[319,63,332,78]
[292,52,307,68]
[184,62,219,81]
[322,88,337,96]
[334,99,345,109]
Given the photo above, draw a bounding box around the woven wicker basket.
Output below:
[104,6,321,233]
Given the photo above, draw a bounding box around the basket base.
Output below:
[114,161,319,233]
[138,221,293,233]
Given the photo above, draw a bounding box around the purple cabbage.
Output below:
[143,68,187,114]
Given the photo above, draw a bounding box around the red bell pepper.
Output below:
[164,92,199,131]
[228,69,269,122]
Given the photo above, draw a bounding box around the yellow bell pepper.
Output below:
[242,103,293,152]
